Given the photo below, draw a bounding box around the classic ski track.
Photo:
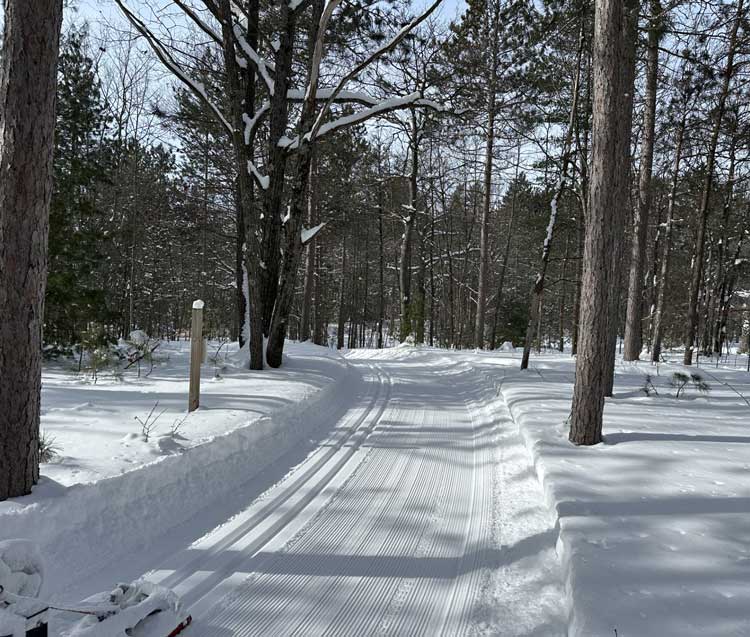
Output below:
[192,355,495,636]
[143,362,391,608]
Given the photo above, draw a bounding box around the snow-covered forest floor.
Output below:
[1,343,749,635]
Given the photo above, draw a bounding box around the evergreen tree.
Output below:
[46,27,111,344]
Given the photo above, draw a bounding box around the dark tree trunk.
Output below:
[651,110,686,363]
[622,0,661,361]
[0,0,63,500]
[218,0,264,369]
[399,111,419,343]
[683,0,743,365]
[521,23,585,370]
[261,3,297,336]
[265,0,323,367]
[569,0,638,446]
[299,152,319,342]
[475,99,495,349]
[603,0,637,398]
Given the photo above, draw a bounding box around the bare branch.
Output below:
[114,0,233,136]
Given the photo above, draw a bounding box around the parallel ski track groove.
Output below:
[193,362,395,632]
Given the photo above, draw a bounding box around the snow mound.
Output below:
[64,580,185,637]
[500,341,515,352]
[0,607,24,637]
[0,540,44,598]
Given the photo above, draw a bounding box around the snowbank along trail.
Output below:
[54,347,566,636]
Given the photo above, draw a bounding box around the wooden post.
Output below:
[189,300,204,412]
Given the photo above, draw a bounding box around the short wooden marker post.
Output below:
[189,300,204,412]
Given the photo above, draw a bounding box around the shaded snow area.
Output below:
[0,341,348,596]
[0,345,567,636]
[486,350,750,637]
[7,344,746,636]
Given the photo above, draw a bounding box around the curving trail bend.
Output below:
[137,349,565,636]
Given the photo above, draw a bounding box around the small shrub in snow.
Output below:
[39,431,61,463]
[670,372,690,398]
[43,343,74,361]
[169,415,187,439]
[670,371,710,398]
[134,401,167,441]
[690,372,711,395]
[209,339,229,379]
[642,374,659,396]
[78,324,119,383]
[124,330,161,378]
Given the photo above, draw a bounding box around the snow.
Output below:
[0,608,24,637]
[247,160,269,190]
[232,24,274,95]
[488,350,750,637]
[62,580,186,637]
[301,222,325,244]
[0,341,348,598]
[0,540,44,598]
[3,344,749,635]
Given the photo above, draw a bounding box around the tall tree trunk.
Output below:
[683,0,743,365]
[0,0,63,500]
[299,152,319,342]
[569,0,638,446]
[219,0,264,369]
[622,0,661,361]
[399,111,419,342]
[474,3,499,349]
[651,110,686,362]
[377,186,385,349]
[337,238,347,350]
[521,23,585,370]
[265,0,325,367]
[603,0,637,398]
[261,3,297,336]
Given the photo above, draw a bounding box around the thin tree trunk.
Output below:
[651,94,687,362]
[218,0,264,369]
[683,0,743,365]
[474,98,496,348]
[490,148,520,350]
[603,0,638,398]
[377,186,385,349]
[569,0,638,445]
[399,111,419,342]
[521,23,585,369]
[0,0,63,500]
[299,152,319,342]
[623,0,661,361]
[337,238,347,350]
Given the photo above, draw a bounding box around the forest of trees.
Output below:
[2,0,750,497]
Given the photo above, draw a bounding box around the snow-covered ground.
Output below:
[0,341,350,595]
[483,349,750,637]
[3,343,749,635]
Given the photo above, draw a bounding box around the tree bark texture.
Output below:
[569,0,638,446]
[0,0,63,500]
[682,0,743,365]
[622,0,661,361]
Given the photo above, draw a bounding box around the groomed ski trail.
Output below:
[109,350,566,635]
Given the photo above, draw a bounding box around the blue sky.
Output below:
[74,0,467,29]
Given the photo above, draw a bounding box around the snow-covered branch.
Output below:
[232,23,275,95]
[305,0,343,103]
[172,0,222,45]
[279,92,447,149]
[114,0,233,137]
[243,102,270,145]
[309,0,445,141]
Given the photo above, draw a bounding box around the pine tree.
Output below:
[46,28,111,344]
